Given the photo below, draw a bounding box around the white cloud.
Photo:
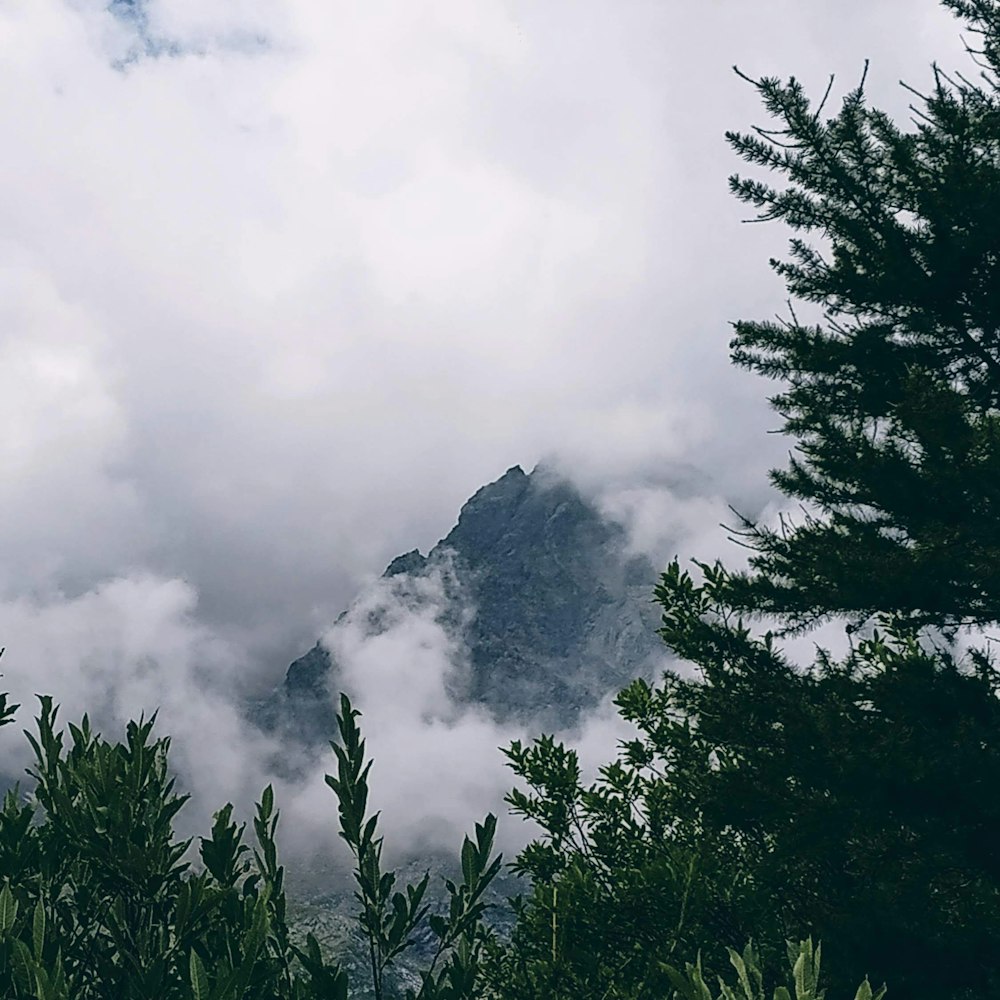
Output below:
[0,0,975,865]
[0,574,275,834]
[317,564,526,857]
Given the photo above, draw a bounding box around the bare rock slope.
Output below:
[265,465,667,741]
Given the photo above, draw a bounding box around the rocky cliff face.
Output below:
[262,465,666,741]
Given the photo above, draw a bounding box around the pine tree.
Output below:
[721,0,1000,631]
[494,6,1000,999]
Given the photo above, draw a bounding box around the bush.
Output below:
[0,690,501,1000]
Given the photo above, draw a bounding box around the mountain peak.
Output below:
[270,465,666,737]
[383,549,428,578]
[439,466,533,562]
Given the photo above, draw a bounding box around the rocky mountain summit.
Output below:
[259,465,667,742]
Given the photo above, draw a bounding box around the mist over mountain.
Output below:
[257,464,667,746]
[247,464,672,990]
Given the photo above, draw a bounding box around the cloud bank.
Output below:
[0,0,973,868]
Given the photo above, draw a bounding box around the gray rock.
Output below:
[383,549,429,578]
[263,464,666,741]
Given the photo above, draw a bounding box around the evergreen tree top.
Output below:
[720,0,1000,632]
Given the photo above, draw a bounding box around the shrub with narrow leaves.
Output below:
[664,939,884,1000]
[0,688,504,1000]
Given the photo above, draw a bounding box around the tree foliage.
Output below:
[651,561,1000,998]
[490,4,1000,999]
[0,690,347,1000]
[325,693,502,1000]
[664,939,885,1000]
[494,561,1000,998]
[0,688,502,1000]
[718,0,1000,631]
[0,686,874,1000]
[481,730,704,998]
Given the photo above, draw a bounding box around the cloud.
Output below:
[315,562,529,859]
[0,0,976,874]
[0,0,969,667]
[0,574,278,839]
[594,482,748,572]
[0,264,150,601]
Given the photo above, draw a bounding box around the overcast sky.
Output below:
[0,0,974,852]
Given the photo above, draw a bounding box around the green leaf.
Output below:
[190,950,210,1000]
[727,945,757,1000]
[32,899,45,961]
[34,963,53,1000]
[461,836,476,887]
[662,958,713,1000]
[10,938,33,994]
[0,883,17,934]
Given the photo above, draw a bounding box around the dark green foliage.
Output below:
[0,689,505,999]
[480,850,702,999]
[664,938,884,1000]
[717,0,1000,631]
[485,7,1000,999]
[650,561,1000,999]
[655,5,1000,993]
[490,557,1000,999]
[0,685,873,1000]
[324,693,503,1000]
[0,694,347,999]
[481,733,704,999]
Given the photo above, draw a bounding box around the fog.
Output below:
[0,0,973,868]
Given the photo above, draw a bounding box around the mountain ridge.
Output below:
[260,464,667,741]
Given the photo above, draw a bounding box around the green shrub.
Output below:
[0,690,501,1000]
